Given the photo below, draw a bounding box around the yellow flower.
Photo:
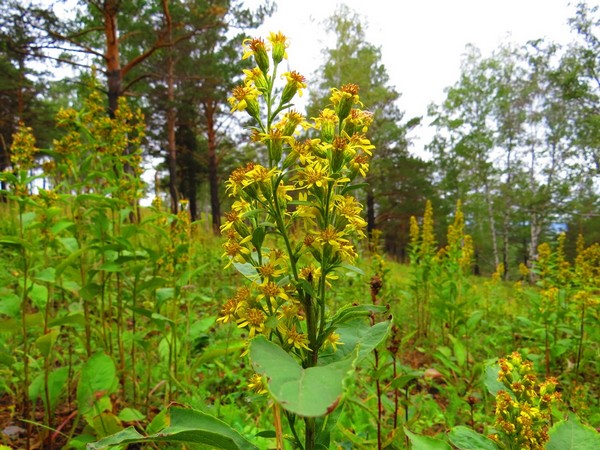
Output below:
[242,37,270,73]
[330,83,362,122]
[225,162,254,196]
[10,122,39,171]
[285,326,310,351]
[217,298,240,324]
[257,280,290,309]
[324,331,343,351]
[348,132,375,156]
[350,154,369,178]
[277,303,302,323]
[268,31,288,63]
[297,161,331,190]
[236,308,266,338]
[281,71,307,104]
[313,108,338,143]
[409,216,420,246]
[257,261,286,281]
[222,235,252,267]
[289,139,319,166]
[243,67,269,93]
[345,109,374,135]
[277,110,306,137]
[247,373,268,395]
[228,84,260,117]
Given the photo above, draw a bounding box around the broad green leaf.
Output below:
[466,310,484,331]
[249,336,355,417]
[0,293,21,319]
[99,262,122,272]
[0,351,16,367]
[118,408,145,422]
[21,211,37,228]
[0,236,30,249]
[77,352,118,416]
[328,304,388,328]
[320,319,391,365]
[341,182,369,194]
[49,313,85,328]
[91,412,123,438]
[156,287,174,307]
[232,261,260,282]
[546,415,600,450]
[0,312,43,333]
[29,283,48,309]
[448,426,499,450]
[404,428,452,450]
[58,236,80,253]
[87,406,258,450]
[448,335,467,367]
[51,219,74,235]
[34,267,56,284]
[484,362,506,396]
[137,276,167,292]
[195,340,246,365]
[339,262,365,275]
[29,366,69,413]
[35,328,59,358]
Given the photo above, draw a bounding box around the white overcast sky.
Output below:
[253,0,597,155]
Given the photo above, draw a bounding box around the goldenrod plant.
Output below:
[217,32,390,449]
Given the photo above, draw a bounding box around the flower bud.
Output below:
[268,32,288,64]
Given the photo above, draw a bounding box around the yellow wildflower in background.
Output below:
[492,352,560,449]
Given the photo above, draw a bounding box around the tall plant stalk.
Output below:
[217,32,378,449]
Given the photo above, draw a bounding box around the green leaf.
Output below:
[99,262,122,272]
[155,287,174,307]
[118,408,145,422]
[77,352,118,416]
[0,293,21,319]
[29,366,69,413]
[404,428,452,450]
[546,415,600,450]
[51,219,74,235]
[48,313,85,328]
[484,362,506,396]
[87,406,258,450]
[29,283,48,309]
[0,236,30,249]
[320,319,391,365]
[34,267,56,284]
[448,426,499,450]
[339,263,365,275]
[249,336,355,417]
[341,183,369,194]
[232,261,260,282]
[91,412,123,438]
[58,236,80,253]
[251,226,266,252]
[448,334,467,367]
[328,304,388,328]
[35,329,59,358]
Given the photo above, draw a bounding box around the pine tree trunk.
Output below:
[205,101,221,233]
[166,55,179,213]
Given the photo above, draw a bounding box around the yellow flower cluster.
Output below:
[219,33,374,359]
[534,233,599,317]
[491,352,560,449]
[50,76,145,203]
[9,123,38,172]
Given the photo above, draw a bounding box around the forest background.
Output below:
[0,1,599,449]
[1,0,599,277]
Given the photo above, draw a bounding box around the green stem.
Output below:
[17,201,32,450]
[305,417,316,450]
